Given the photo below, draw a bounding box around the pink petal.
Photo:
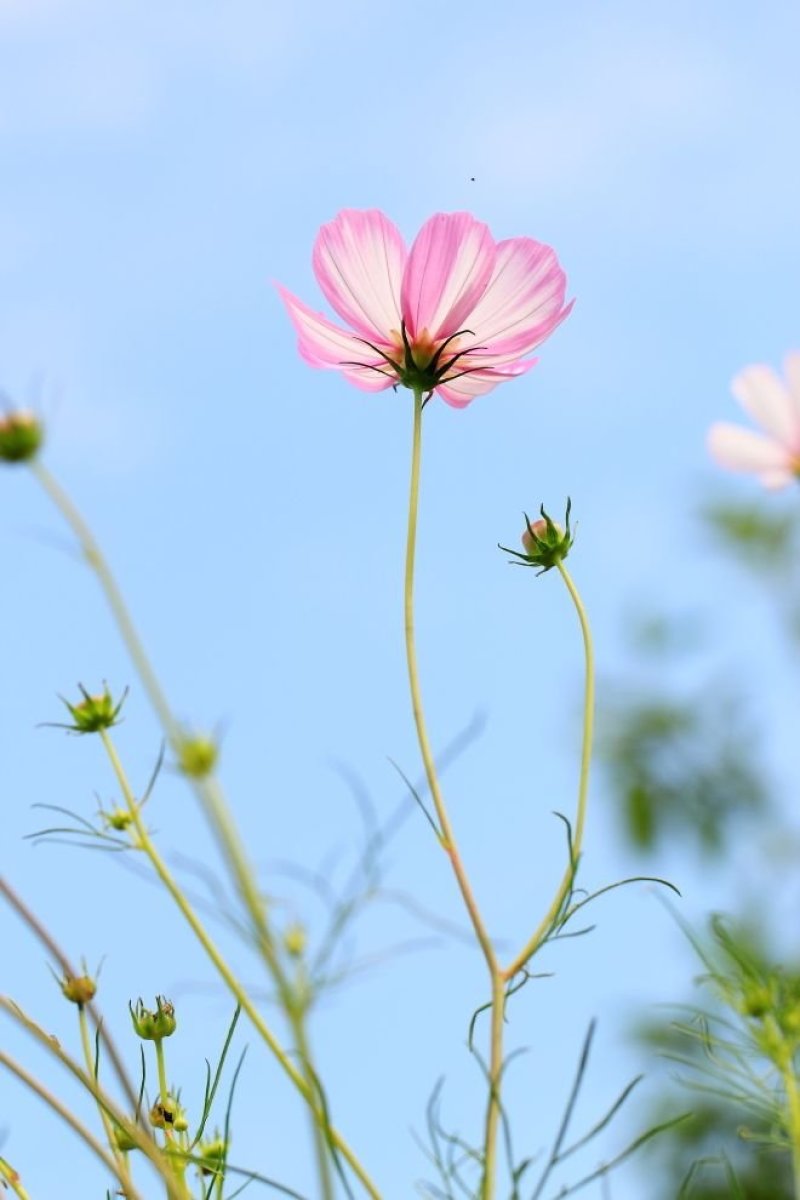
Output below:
[312,209,406,342]
[401,212,495,343]
[436,360,536,408]
[463,238,573,360]
[707,422,797,486]
[278,285,396,390]
[731,364,800,451]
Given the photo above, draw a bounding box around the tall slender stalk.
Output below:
[783,1064,800,1200]
[402,388,503,1198]
[502,561,594,983]
[99,730,377,1199]
[29,461,364,1199]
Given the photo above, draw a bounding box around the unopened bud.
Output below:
[176,733,218,778]
[0,410,43,464]
[58,683,127,734]
[61,973,97,1006]
[283,923,307,958]
[130,995,177,1041]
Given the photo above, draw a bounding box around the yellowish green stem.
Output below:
[404,388,497,972]
[30,461,374,1199]
[403,388,503,1199]
[78,1003,133,1191]
[0,1048,148,1200]
[502,560,594,983]
[0,1156,32,1200]
[288,1002,335,1200]
[99,731,380,1199]
[783,1063,800,1200]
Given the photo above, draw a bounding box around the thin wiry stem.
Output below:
[502,560,595,981]
[99,730,379,1200]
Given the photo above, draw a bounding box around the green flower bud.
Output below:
[58,683,127,734]
[738,980,772,1019]
[198,1133,229,1176]
[101,805,133,831]
[112,1122,139,1153]
[0,409,43,463]
[60,973,97,1006]
[129,995,177,1041]
[283,922,307,958]
[176,733,218,778]
[149,1096,187,1132]
[500,499,574,575]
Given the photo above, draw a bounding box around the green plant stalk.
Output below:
[0,874,141,1115]
[783,1063,800,1200]
[31,461,366,1200]
[99,731,380,1200]
[0,1156,32,1200]
[288,1001,335,1200]
[0,1046,151,1200]
[403,387,503,1200]
[502,560,595,983]
[403,389,497,970]
[78,1003,133,1189]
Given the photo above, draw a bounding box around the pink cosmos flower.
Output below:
[708,354,800,489]
[277,209,572,407]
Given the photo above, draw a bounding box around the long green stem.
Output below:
[502,560,595,982]
[289,1004,335,1200]
[403,388,497,971]
[99,730,379,1199]
[0,1038,156,1200]
[78,1003,133,1191]
[31,461,371,1198]
[403,389,504,1199]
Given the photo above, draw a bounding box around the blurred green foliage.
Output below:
[598,495,800,1195]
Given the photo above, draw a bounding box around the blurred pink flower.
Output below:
[708,354,800,489]
[277,209,572,408]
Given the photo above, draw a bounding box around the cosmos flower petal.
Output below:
[707,422,797,487]
[278,285,396,383]
[465,238,573,357]
[312,209,406,342]
[401,212,496,343]
[731,364,800,449]
[783,352,800,406]
[436,360,537,408]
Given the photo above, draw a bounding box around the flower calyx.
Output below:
[56,683,128,735]
[129,995,177,1041]
[500,499,573,575]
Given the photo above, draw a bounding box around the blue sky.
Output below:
[2,1,800,1197]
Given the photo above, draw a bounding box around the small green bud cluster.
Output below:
[129,995,177,1041]
[500,499,573,575]
[283,922,307,958]
[59,684,127,734]
[0,410,43,464]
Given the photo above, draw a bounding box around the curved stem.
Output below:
[30,461,373,1198]
[403,388,497,973]
[502,560,595,982]
[403,388,504,1199]
[0,1156,32,1200]
[99,731,380,1200]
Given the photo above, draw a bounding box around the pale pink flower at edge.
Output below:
[708,354,800,489]
[277,209,573,408]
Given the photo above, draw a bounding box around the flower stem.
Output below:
[404,388,497,972]
[30,461,372,1198]
[403,387,504,1198]
[99,730,380,1199]
[502,560,594,982]
[0,1050,147,1200]
[78,1003,133,1190]
[0,1157,32,1200]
